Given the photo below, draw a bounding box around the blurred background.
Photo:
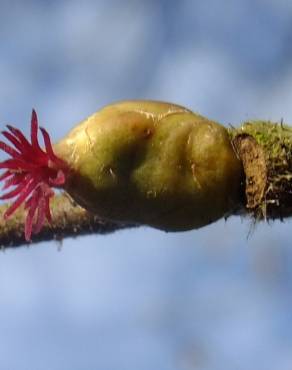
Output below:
[1,0,292,369]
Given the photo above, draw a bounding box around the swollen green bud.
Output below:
[54,100,243,231]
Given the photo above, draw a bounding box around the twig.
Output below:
[0,193,133,249]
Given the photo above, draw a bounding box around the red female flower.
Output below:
[0,110,68,241]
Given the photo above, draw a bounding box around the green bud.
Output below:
[54,100,243,231]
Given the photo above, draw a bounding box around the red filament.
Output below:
[0,110,67,241]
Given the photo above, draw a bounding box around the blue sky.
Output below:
[1,1,292,369]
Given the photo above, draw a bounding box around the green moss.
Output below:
[230,120,292,220]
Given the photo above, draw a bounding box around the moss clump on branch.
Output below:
[231,120,292,221]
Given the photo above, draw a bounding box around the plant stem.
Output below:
[2,119,292,249]
[0,193,133,249]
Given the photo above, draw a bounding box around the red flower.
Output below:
[0,110,67,241]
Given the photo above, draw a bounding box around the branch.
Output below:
[1,111,291,249]
[0,194,134,249]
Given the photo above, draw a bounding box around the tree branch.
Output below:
[0,193,134,249]
[1,118,291,249]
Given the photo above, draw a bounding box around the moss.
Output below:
[230,120,292,221]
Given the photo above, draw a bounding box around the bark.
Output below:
[0,194,134,249]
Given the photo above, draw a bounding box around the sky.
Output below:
[1,1,292,369]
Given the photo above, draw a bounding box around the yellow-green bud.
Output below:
[54,100,243,231]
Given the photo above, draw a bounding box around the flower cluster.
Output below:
[0,110,67,240]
